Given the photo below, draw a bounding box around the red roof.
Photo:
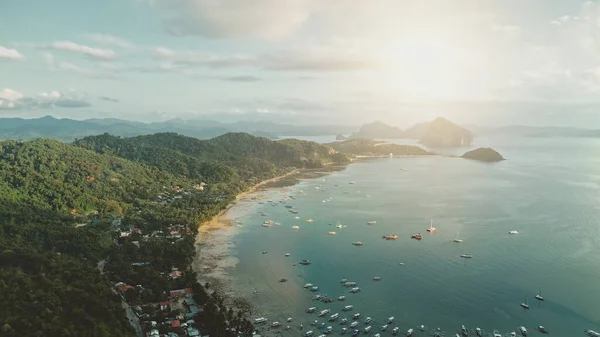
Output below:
[159,301,169,306]
[171,320,181,328]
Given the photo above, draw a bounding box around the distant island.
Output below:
[461,147,504,162]
[419,117,473,147]
[326,139,431,157]
[348,117,473,147]
[336,133,348,141]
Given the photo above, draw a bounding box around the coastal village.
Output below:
[93,184,235,337]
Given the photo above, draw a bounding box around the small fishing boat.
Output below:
[285,253,291,257]
[352,313,361,320]
[461,325,468,336]
[323,298,333,303]
[340,278,348,283]
[350,322,359,328]
[460,254,472,259]
[341,328,348,334]
[518,326,527,336]
[365,317,372,324]
[314,295,325,300]
[373,277,381,281]
[328,232,337,235]
[364,326,372,333]
[329,313,339,321]
[338,296,346,301]
[305,331,314,337]
[509,230,519,234]
[344,282,357,287]
[585,330,600,337]
[391,327,399,335]
[326,326,334,334]
[426,220,436,232]
[306,219,314,223]
[475,328,483,336]
[419,325,425,332]
[304,283,314,288]
[537,326,548,334]
[279,278,288,283]
[352,242,363,246]
[388,317,394,323]
[406,328,413,336]
[311,286,319,292]
[306,307,317,313]
[300,259,312,265]
[343,305,353,311]
[340,318,349,325]
[292,225,300,229]
[492,330,502,337]
[271,322,282,328]
[318,309,330,317]
[254,317,268,324]
[262,251,268,254]
[337,224,343,229]
[367,221,377,225]
[383,235,399,240]
[411,233,423,240]
[294,216,300,219]
[374,334,380,337]
[350,287,361,293]
[352,329,359,336]
[381,325,388,331]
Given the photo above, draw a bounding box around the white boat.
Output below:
[326,326,333,333]
[509,230,519,234]
[287,317,293,322]
[461,325,468,336]
[304,331,314,337]
[364,326,372,333]
[319,309,330,317]
[585,330,600,337]
[341,328,348,334]
[426,220,436,232]
[306,219,314,223]
[254,317,268,324]
[352,313,360,320]
[367,221,377,225]
[381,325,388,331]
[340,318,349,325]
[388,317,394,323]
[285,253,291,257]
[294,216,300,219]
[520,297,530,310]
[391,327,399,335]
[373,276,381,281]
[365,317,372,324]
[304,283,314,288]
[475,327,482,336]
[453,231,463,243]
[493,332,502,337]
[338,296,346,301]
[336,224,343,229]
[510,332,516,337]
[350,287,361,293]
[535,287,544,301]
[350,322,359,328]
[271,322,281,328]
[406,328,413,336]
[292,225,300,229]
[537,326,548,334]
[374,334,380,337]
[329,313,339,321]
[343,305,353,311]
[518,326,528,336]
[328,231,337,235]
[460,254,472,259]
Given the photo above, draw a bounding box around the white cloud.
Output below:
[0,46,25,60]
[49,41,117,60]
[44,53,117,80]
[0,89,92,109]
[152,44,380,72]
[86,34,133,48]
[159,0,317,38]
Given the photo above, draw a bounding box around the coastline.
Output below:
[192,164,347,313]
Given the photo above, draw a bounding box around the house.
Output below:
[118,285,133,293]
[170,268,182,279]
[159,301,169,311]
[169,288,192,298]
[171,320,181,328]
[120,231,131,237]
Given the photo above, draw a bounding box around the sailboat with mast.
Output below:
[520,297,530,310]
[426,220,436,232]
[453,231,463,243]
[535,287,544,301]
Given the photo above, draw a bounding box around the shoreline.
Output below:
[192,164,348,315]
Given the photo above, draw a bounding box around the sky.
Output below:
[1,0,600,127]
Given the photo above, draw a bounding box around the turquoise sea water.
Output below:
[228,137,600,336]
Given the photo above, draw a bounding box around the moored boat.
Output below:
[300,259,312,265]
[411,233,423,240]
[304,331,314,337]
[518,326,527,336]
[306,219,314,223]
[350,287,361,293]
[367,221,377,225]
[383,235,398,240]
[329,313,339,321]
[406,328,413,336]
[364,326,372,333]
[338,296,346,301]
[426,220,436,232]
[254,317,268,324]
[381,325,388,331]
[271,322,281,328]
[475,328,483,336]
[537,326,548,334]
[350,322,359,328]
[340,318,349,325]
[352,313,361,320]
[373,276,381,281]
[352,241,363,246]
[392,327,399,335]
[509,230,519,234]
[304,283,314,288]
[460,254,472,259]
[343,305,354,311]
[365,317,372,324]
[319,309,330,317]
[461,325,468,336]
[306,307,317,313]
[388,317,394,323]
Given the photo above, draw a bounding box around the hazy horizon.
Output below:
[2,0,600,127]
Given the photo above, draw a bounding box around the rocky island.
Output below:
[461,147,505,162]
[419,117,473,147]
